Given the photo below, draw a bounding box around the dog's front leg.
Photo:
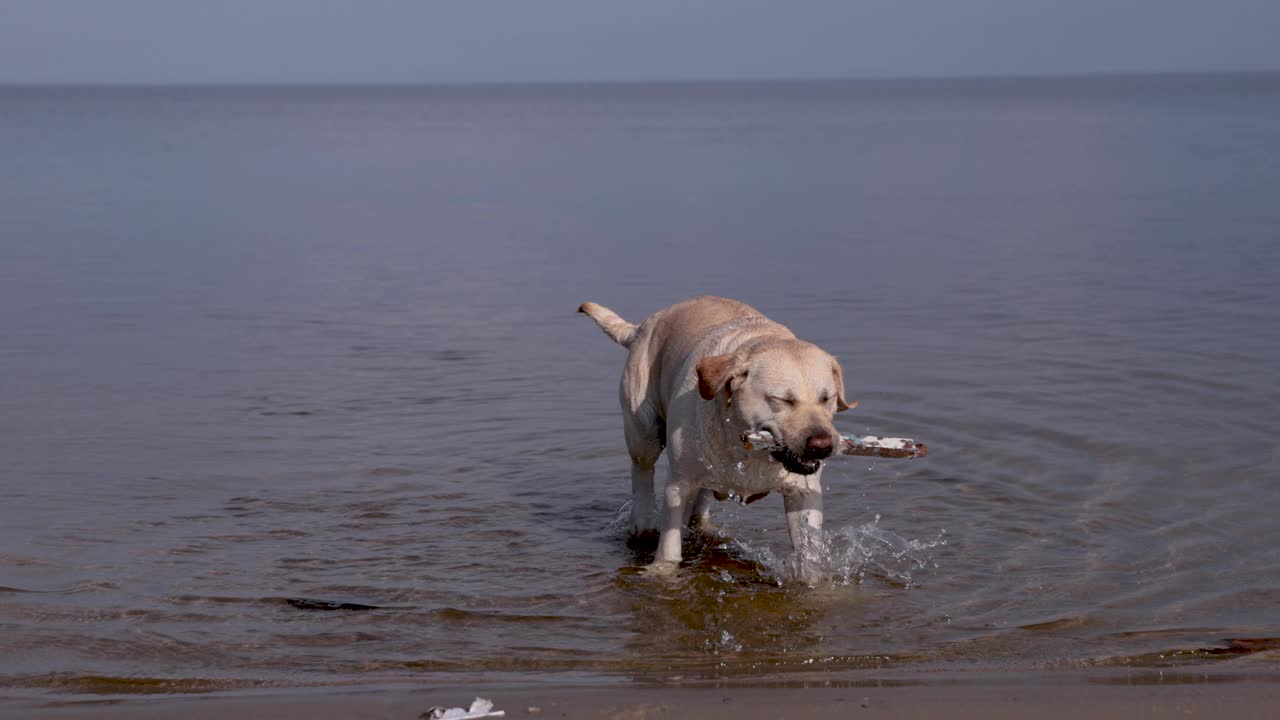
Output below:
[782,472,824,551]
[654,478,696,567]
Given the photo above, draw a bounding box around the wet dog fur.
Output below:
[579,296,855,571]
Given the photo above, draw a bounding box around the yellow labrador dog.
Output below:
[579,296,855,570]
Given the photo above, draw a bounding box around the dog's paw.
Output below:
[641,560,681,578]
[630,510,659,537]
[689,517,723,537]
[630,522,660,537]
[625,529,659,553]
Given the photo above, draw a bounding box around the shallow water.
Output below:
[1,75,1279,698]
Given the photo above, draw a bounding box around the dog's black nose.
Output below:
[804,432,834,459]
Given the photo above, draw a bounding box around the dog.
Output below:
[579,296,855,571]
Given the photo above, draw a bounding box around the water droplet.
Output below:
[719,629,743,653]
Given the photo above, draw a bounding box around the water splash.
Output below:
[703,628,744,656]
[734,516,946,587]
[610,498,946,589]
[608,498,633,533]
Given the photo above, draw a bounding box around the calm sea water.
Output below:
[2,75,1279,701]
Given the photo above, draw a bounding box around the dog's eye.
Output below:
[819,394,831,405]
[767,395,796,410]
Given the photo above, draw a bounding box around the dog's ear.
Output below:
[697,354,746,400]
[832,360,858,412]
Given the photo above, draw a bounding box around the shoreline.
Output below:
[11,672,1280,720]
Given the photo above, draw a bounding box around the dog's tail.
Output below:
[578,302,637,348]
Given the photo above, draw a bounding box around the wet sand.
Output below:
[17,679,1280,720]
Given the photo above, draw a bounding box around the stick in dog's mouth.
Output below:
[743,430,929,460]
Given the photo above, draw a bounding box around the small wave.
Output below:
[1075,637,1280,669]
[5,673,309,695]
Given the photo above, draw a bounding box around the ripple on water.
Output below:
[4,79,1280,696]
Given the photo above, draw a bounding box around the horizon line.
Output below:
[3,68,1280,89]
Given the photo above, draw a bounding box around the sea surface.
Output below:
[1,74,1279,702]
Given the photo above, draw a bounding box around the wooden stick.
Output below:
[741,431,928,459]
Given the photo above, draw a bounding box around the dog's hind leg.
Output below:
[623,405,663,537]
[628,459,659,536]
[689,488,719,533]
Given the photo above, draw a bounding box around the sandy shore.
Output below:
[13,678,1280,720]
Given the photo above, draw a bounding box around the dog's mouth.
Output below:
[770,448,822,475]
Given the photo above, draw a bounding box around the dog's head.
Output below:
[697,339,855,475]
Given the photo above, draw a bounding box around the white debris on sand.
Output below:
[420,697,506,719]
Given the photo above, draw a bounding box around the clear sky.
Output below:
[2,0,1279,84]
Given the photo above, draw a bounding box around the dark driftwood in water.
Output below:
[742,431,928,460]
[286,598,381,611]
